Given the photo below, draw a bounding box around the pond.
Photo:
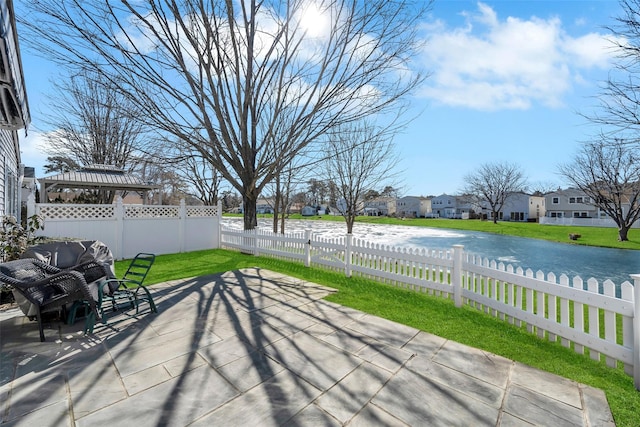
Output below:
[223,218,640,286]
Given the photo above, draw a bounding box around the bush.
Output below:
[0,214,44,262]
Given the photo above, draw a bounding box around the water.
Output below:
[223,218,640,286]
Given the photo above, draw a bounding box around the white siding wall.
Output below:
[0,129,19,218]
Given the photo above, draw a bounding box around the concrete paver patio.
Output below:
[0,268,615,426]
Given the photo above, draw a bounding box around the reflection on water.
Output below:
[224,218,640,286]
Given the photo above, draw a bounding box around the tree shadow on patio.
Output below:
[1,268,416,426]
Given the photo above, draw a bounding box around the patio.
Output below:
[1,268,615,426]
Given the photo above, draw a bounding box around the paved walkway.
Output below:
[1,268,615,426]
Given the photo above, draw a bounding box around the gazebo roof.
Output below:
[40,164,159,193]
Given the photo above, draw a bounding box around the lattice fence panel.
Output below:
[186,206,218,217]
[38,204,115,220]
[125,205,179,218]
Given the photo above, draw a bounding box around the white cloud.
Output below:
[419,2,614,111]
[18,130,50,176]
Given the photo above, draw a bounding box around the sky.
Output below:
[16,0,624,197]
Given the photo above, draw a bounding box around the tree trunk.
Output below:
[492,210,498,224]
[242,188,258,230]
[346,215,355,234]
[272,188,281,233]
[618,226,629,241]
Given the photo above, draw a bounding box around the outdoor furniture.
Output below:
[0,258,100,341]
[15,240,115,319]
[20,240,115,281]
[98,253,157,320]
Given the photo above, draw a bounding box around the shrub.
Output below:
[0,214,44,262]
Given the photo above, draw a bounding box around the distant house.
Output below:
[301,205,316,216]
[256,198,274,214]
[335,198,364,216]
[430,194,458,218]
[395,196,431,218]
[363,197,396,216]
[487,192,546,222]
[0,0,30,219]
[545,188,599,219]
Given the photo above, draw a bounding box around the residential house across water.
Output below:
[363,197,396,216]
[486,192,546,222]
[545,188,599,219]
[395,195,431,218]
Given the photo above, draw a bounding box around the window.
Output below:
[552,197,559,204]
[576,197,583,203]
[569,197,576,203]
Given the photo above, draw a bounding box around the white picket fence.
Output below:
[26,196,222,259]
[221,226,640,390]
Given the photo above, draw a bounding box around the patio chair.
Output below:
[0,258,100,341]
[98,253,156,319]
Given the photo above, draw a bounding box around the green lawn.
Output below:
[121,248,640,427]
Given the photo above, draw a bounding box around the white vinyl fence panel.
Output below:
[27,197,221,259]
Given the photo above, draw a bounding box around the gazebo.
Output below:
[39,164,160,204]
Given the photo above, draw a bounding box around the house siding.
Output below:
[395,196,431,218]
[545,189,598,218]
[0,0,29,219]
[0,128,19,217]
[500,193,546,221]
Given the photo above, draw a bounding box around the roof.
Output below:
[40,164,159,192]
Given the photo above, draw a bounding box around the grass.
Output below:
[260,214,640,250]
[120,248,640,427]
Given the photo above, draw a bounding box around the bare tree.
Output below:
[583,0,640,147]
[43,156,79,174]
[145,164,193,205]
[39,71,151,203]
[22,0,430,230]
[325,120,399,234]
[559,140,640,241]
[266,157,312,234]
[175,147,224,206]
[529,180,560,196]
[42,72,149,170]
[462,162,528,224]
[181,157,222,206]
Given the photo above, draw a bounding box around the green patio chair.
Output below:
[98,253,157,319]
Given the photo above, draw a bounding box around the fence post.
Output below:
[179,199,186,254]
[115,196,125,259]
[345,233,352,278]
[452,245,464,308]
[253,229,259,257]
[632,274,640,391]
[216,200,222,249]
[304,229,311,267]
